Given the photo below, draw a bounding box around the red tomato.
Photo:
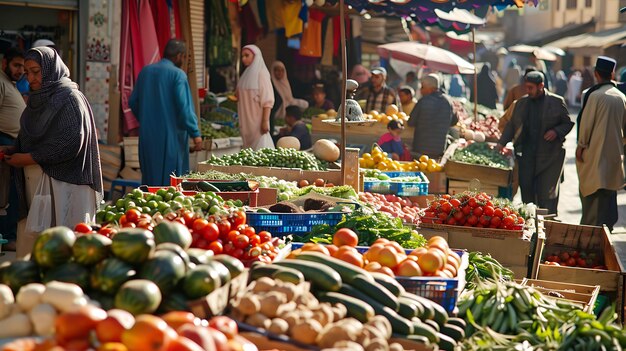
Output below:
[234,235,250,249]
[231,248,244,259]
[230,211,246,227]
[258,231,272,243]
[217,220,231,236]
[99,226,117,237]
[209,241,223,254]
[223,242,236,255]
[490,216,502,227]
[467,215,479,226]
[503,207,511,216]
[118,214,128,226]
[479,215,491,226]
[196,238,209,250]
[450,199,461,208]
[242,226,256,238]
[473,207,484,217]
[208,317,238,339]
[249,235,261,247]
[441,194,451,200]
[227,230,240,243]
[74,223,93,234]
[502,216,515,227]
[192,218,209,233]
[446,217,457,225]
[182,211,196,228]
[248,246,262,258]
[437,212,448,220]
[137,219,153,230]
[493,208,504,218]
[202,223,220,242]
[122,222,136,228]
[468,197,478,208]
[517,216,525,225]
[461,206,472,216]
[125,209,141,223]
[483,206,495,217]
[440,202,452,214]
[453,211,464,221]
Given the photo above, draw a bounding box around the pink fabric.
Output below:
[150,0,171,53]
[172,0,182,39]
[119,0,162,134]
[378,132,401,145]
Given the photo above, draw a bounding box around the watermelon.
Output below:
[90,257,136,295]
[155,243,191,271]
[153,221,192,250]
[186,248,213,265]
[2,260,40,293]
[182,265,222,299]
[72,233,111,265]
[138,251,186,295]
[204,261,231,287]
[88,290,115,310]
[111,228,155,265]
[212,254,245,279]
[33,226,76,268]
[42,262,90,290]
[114,279,162,315]
[157,291,191,314]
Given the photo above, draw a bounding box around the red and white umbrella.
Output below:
[377,42,476,74]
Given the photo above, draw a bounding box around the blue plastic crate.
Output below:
[246,212,345,235]
[290,243,465,313]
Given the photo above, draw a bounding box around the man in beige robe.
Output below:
[576,56,626,231]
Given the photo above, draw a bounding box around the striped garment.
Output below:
[365,85,396,113]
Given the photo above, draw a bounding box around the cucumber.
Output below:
[339,284,413,335]
[446,317,467,330]
[397,298,418,319]
[272,269,304,285]
[424,319,440,332]
[370,272,405,297]
[404,292,448,325]
[197,181,221,192]
[401,293,434,321]
[399,296,423,318]
[351,275,399,310]
[412,320,440,343]
[436,332,458,351]
[440,323,465,341]
[406,334,434,346]
[249,264,284,281]
[274,259,342,291]
[316,291,375,323]
[294,251,373,284]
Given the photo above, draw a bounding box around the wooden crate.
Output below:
[537,221,622,292]
[445,160,511,187]
[311,115,415,141]
[425,171,447,194]
[447,179,500,197]
[122,137,140,169]
[522,278,600,313]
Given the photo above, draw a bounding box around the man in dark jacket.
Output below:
[498,72,574,215]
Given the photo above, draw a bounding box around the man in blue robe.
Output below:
[130,39,202,186]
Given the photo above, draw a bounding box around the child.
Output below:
[276,105,312,150]
[378,120,411,161]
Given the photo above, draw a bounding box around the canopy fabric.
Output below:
[545,25,626,49]
[508,44,558,61]
[378,42,475,74]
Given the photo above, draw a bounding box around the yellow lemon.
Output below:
[362,153,372,159]
[419,162,428,170]
[419,155,430,163]
[427,164,438,172]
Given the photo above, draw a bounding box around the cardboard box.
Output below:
[537,221,622,292]
[424,171,447,194]
[119,166,141,181]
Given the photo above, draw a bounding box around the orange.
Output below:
[333,228,359,247]
[371,266,395,277]
[395,259,422,277]
[409,247,428,257]
[364,261,383,272]
[96,309,135,344]
[4,338,37,351]
[404,255,418,262]
[444,263,458,277]
[427,236,450,252]
[301,243,330,256]
[165,336,204,351]
[429,247,448,266]
[56,305,107,345]
[121,315,174,351]
[448,251,462,267]
[335,250,365,268]
[326,244,339,257]
[364,243,385,261]
[161,311,199,331]
[385,241,404,254]
[98,343,129,351]
[287,248,302,259]
[373,238,390,245]
[418,250,444,274]
[377,247,402,269]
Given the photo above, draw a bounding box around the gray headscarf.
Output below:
[15,47,103,218]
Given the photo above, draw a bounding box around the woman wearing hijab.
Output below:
[270,61,308,123]
[472,63,499,109]
[3,47,102,257]
[237,45,275,149]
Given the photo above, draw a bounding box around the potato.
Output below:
[389,343,404,351]
[275,282,297,301]
[317,321,361,348]
[276,301,297,316]
[245,313,270,330]
[252,277,275,293]
[281,311,300,328]
[268,318,289,335]
[331,304,347,322]
[333,341,365,351]
[237,294,260,316]
[260,292,288,318]
[291,320,322,345]
[364,338,389,351]
[312,304,334,327]
[367,315,392,339]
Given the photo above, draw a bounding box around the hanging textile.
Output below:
[171,0,182,39]
[300,9,325,58]
[282,0,303,37]
[241,3,263,45]
[207,0,233,67]
[333,15,350,57]
[150,0,170,52]
[265,0,284,31]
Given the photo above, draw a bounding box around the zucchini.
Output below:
[424,319,440,332]
[401,293,434,321]
[412,320,440,343]
[294,251,373,284]
[272,269,304,285]
[436,332,458,351]
[406,334,434,346]
[404,292,448,325]
[397,298,418,319]
[440,323,465,341]
[446,317,467,330]
[370,272,405,297]
[249,264,284,281]
[274,260,342,292]
[351,275,399,310]
[197,181,221,192]
[399,296,423,318]
[316,291,375,323]
[339,284,413,335]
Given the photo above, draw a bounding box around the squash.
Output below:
[16,283,46,312]
[41,281,86,313]
[463,129,475,141]
[29,303,57,336]
[0,313,32,339]
[474,131,486,143]
[277,137,301,151]
[313,139,340,162]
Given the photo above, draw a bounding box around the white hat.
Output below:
[32,39,55,48]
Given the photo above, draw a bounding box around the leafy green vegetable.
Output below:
[452,142,512,170]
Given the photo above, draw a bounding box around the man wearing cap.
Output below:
[408,74,458,158]
[364,66,396,113]
[498,71,573,215]
[575,56,626,231]
[398,86,417,114]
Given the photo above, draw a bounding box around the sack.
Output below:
[24,173,53,233]
[252,133,275,150]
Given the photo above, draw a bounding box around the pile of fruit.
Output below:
[451,142,512,170]
[199,120,239,139]
[202,110,236,123]
[421,192,525,230]
[453,98,502,141]
[543,250,607,269]
[246,233,466,351]
[96,187,241,225]
[205,147,328,171]
[363,104,410,125]
[358,192,423,224]
[359,145,443,172]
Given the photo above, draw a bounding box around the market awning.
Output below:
[523,20,596,47]
[545,25,626,49]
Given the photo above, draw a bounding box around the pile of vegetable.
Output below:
[199,120,239,139]
[459,279,626,350]
[201,110,236,123]
[452,98,503,141]
[422,192,526,230]
[303,208,426,249]
[451,142,512,170]
[239,245,467,351]
[205,147,329,171]
[358,192,423,224]
[543,249,607,269]
[464,252,514,290]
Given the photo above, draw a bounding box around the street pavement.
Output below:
[515,107,626,234]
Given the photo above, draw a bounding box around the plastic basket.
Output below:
[246,212,345,235]
[364,172,429,196]
[146,186,259,207]
[290,243,466,313]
